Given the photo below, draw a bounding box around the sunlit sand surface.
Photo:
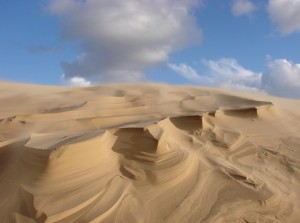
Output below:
[1,82,300,223]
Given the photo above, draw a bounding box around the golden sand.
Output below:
[0,82,300,222]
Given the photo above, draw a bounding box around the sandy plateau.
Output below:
[0,81,300,223]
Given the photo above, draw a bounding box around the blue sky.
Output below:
[1,0,300,98]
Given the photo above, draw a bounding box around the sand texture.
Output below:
[0,82,300,223]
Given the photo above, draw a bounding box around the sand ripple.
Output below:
[0,83,300,222]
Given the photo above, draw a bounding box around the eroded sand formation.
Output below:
[0,82,300,222]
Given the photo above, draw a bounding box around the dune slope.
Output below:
[0,82,300,223]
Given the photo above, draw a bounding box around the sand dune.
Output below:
[0,82,300,223]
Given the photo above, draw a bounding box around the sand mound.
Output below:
[0,82,300,223]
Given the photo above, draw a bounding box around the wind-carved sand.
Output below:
[0,82,300,223]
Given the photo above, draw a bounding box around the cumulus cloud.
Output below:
[170,57,300,98]
[62,75,92,86]
[268,0,300,34]
[231,0,257,17]
[49,0,201,83]
[262,59,300,98]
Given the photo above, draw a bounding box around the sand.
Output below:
[0,81,300,223]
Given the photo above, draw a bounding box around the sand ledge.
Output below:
[1,82,300,223]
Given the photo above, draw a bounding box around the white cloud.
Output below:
[202,58,262,87]
[61,75,92,87]
[170,57,300,98]
[231,0,257,17]
[168,63,213,85]
[262,59,300,98]
[203,58,262,92]
[49,0,201,83]
[268,0,300,34]
[169,58,262,92]
[69,77,91,87]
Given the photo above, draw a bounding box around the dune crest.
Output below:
[1,82,300,223]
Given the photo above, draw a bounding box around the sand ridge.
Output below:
[0,82,300,222]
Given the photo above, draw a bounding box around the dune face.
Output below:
[0,82,300,223]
